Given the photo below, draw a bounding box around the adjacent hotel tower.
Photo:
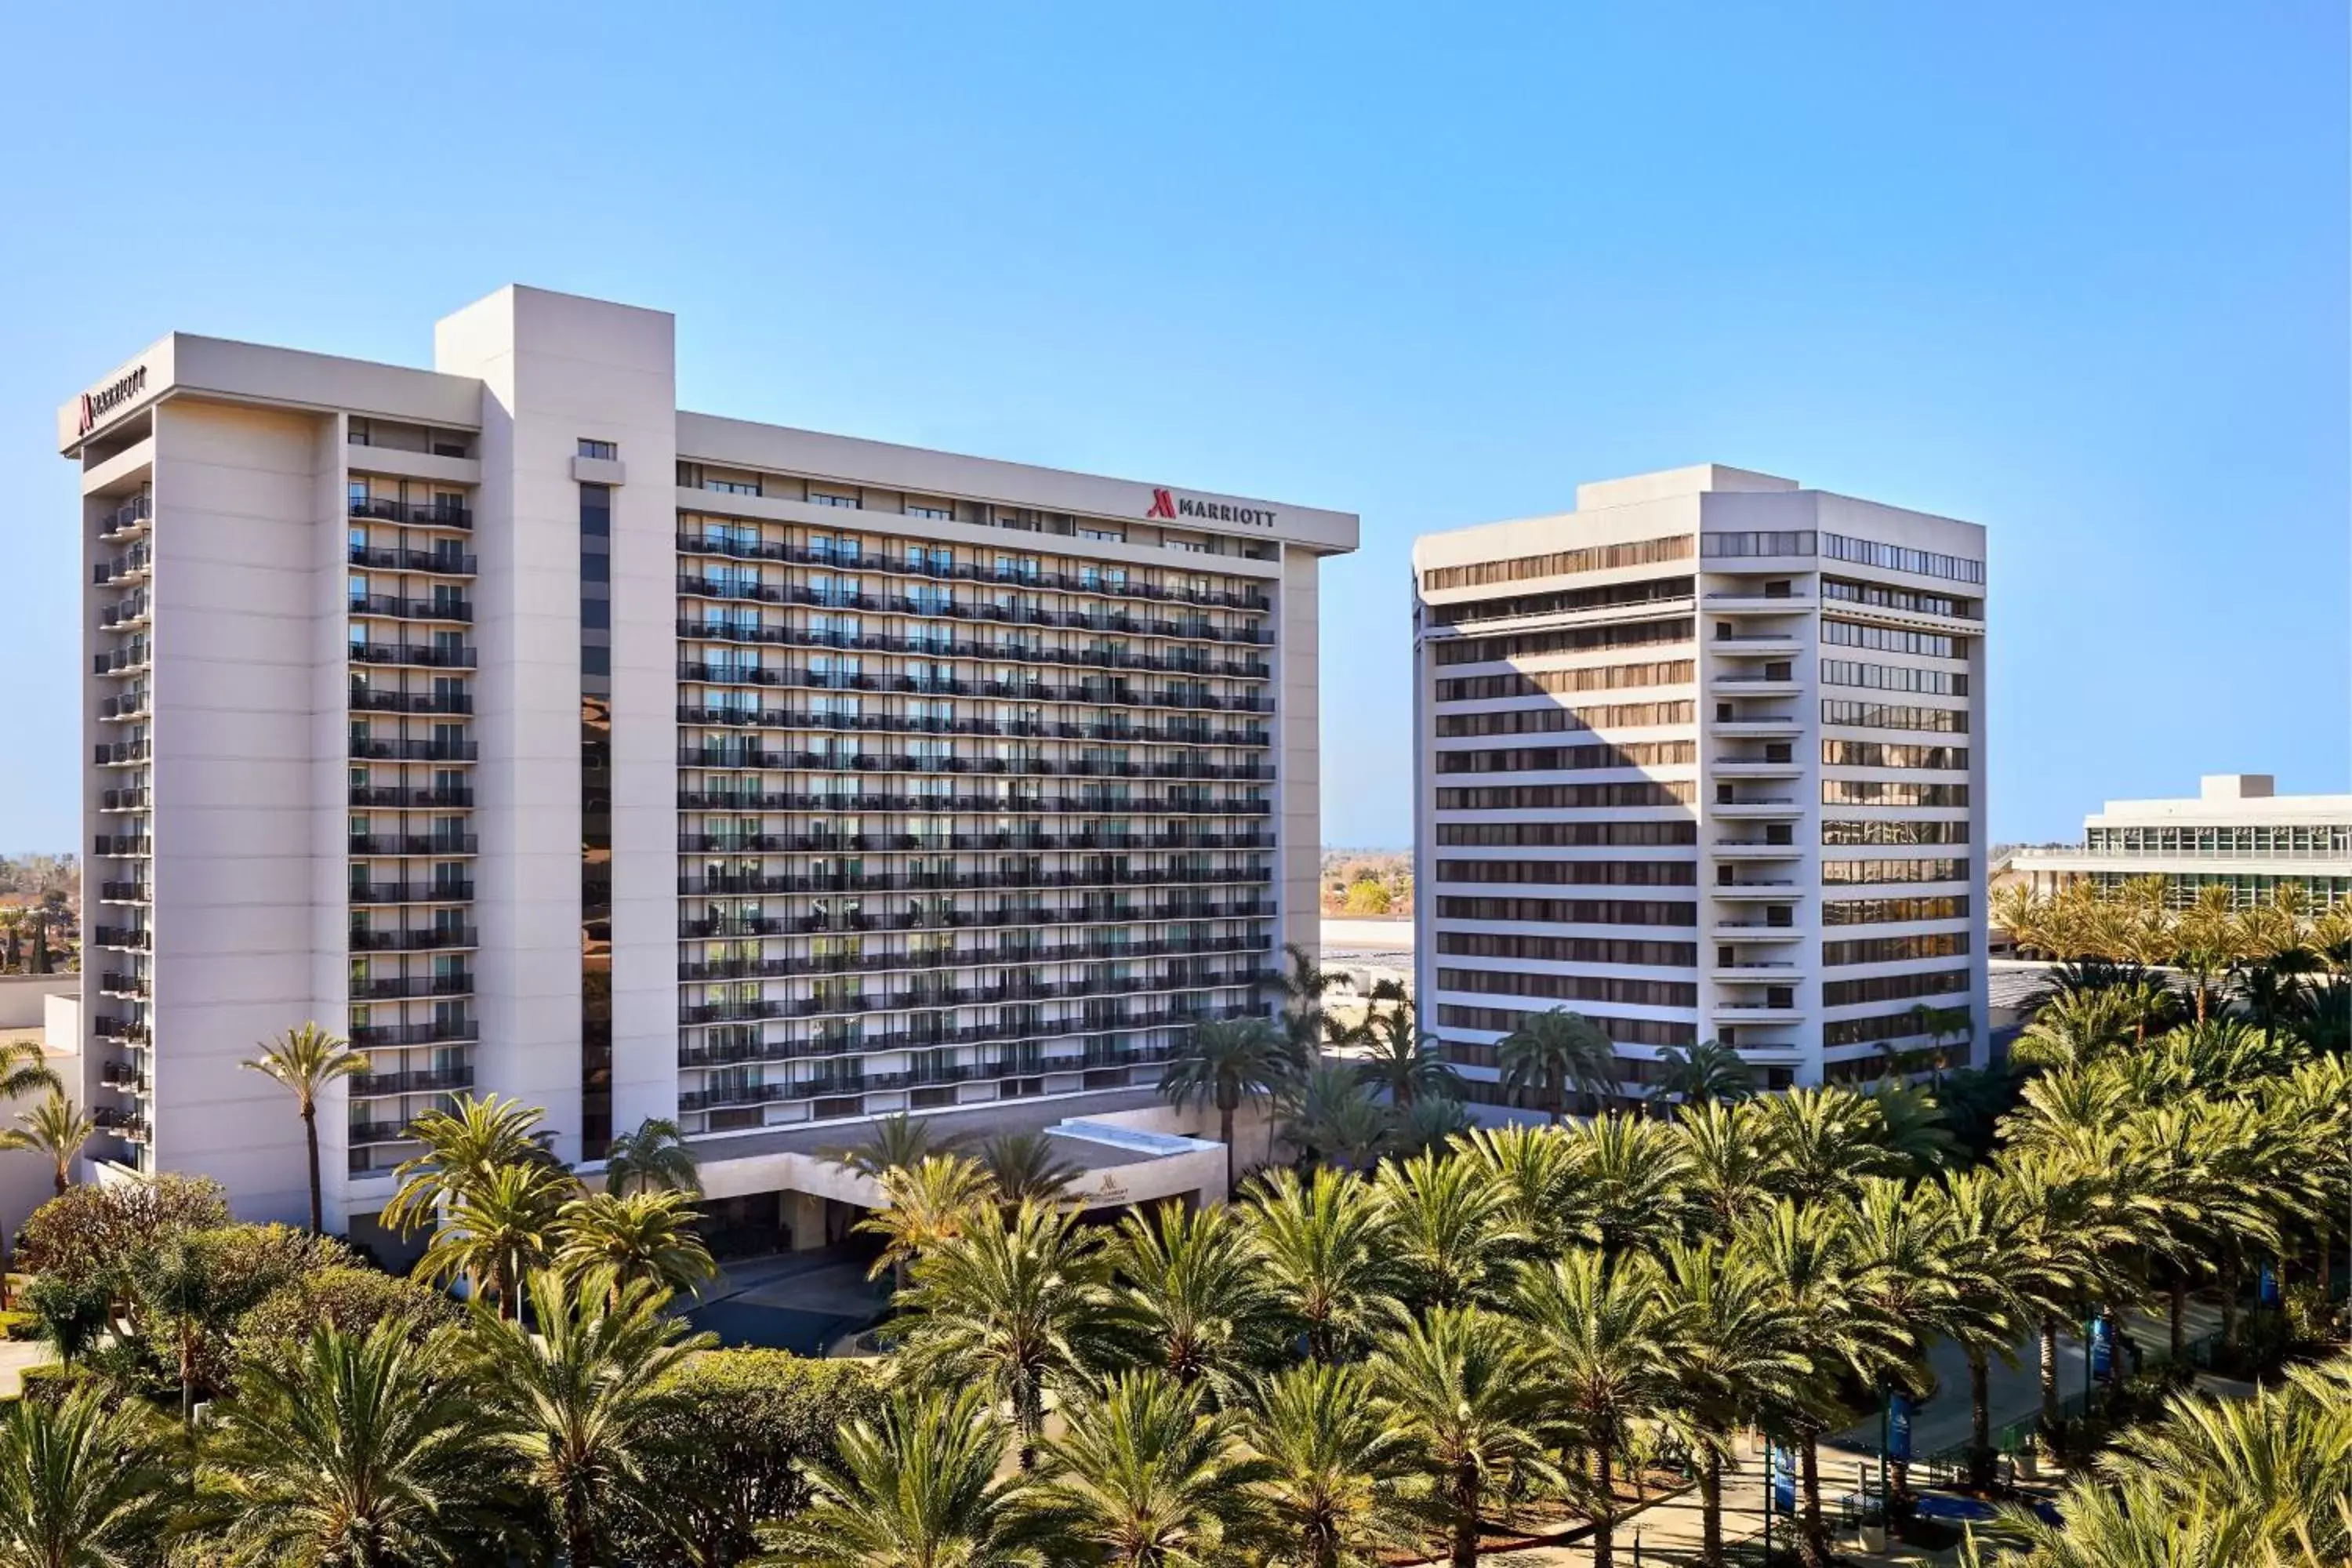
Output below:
[1411,465,1987,1102]
[63,286,1355,1231]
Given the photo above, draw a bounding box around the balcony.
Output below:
[1709,716,1803,738]
[93,833,149,858]
[93,545,151,586]
[673,622,1272,681]
[348,544,477,575]
[99,1060,148,1091]
[93,926,150,950]
[99,972,149,999]
[93,642,151,676]
[351,974,475,1001]
[349,644,477,670]
[349,496,471,529]
[97,495,152,539]
[93,1016,151,1044]
[96,691,150,721]
[347,1121,420,1148]
[93,1108,151,1142]
[97,594,151,630]
[349,1065,475,1097]
[1704,592,1813,613]
[673,534,1274,612]
[1711,800,1802,820]
[350,925,479,953]
[348,738,478,763]
[98,880,151,904]
[350,593,474,624]
[1711,922,1801,942]
[350,1021,477,1049]
[350,689,473,717]
[349,882,475,906]
[349,833,479,858]
[94,741,150,766]
[350,785,474,810]
[1712,839,1799,858]
[99,787,150,812]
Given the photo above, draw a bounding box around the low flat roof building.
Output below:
[2009,774,2352,909]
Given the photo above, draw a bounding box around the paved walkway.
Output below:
[0,1339,55,1398]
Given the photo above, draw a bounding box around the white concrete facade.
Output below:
[1410,464,1988,1098]
[63,285,1357,1227]
[2009,774,2352,908]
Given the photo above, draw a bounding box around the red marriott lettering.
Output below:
[78,365,148,437]
[1141,488,1276,528]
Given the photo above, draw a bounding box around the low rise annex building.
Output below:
[1411,464,1990,1102]
[2009,774,2352,909]
[60,285,1356,1236]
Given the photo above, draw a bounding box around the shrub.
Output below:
[19,1272,111,1364]
[233,1265,460,1377]
[14,1361,80,1410]
[0,1309,36,1341]
[16,1175,230,1284]
[615,1350,883,1566]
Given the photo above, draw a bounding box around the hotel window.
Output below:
[908,504,953,521]
[1079,526,1126,543]
[705,477,760,495]
[577,438,618,460]
[811,491,860,508]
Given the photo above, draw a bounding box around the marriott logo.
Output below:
[1142,488,1276,528]
[78,365,148,437]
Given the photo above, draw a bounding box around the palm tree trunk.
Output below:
[1699,1448,1724,1567]
[302,1103,323,1234]
[1592,1443,1616,1568]
[1968,1348,1993,1490]
[2220,1258,2241,1344]
[1798,1433,1828,1568]
[566,1512,598,1568]
[2038,1316,2061,1460]
[2169,1274,2187,1361]
[1449,1462,1480,1568]
[1218,1105,1236,1194]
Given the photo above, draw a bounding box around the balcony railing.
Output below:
[349,497,472,528]
[674,622,1272,680]
[351,974,475,1001]
[350,1021,477,1049]
[348,544,477,575]
[350,925,480,953]
[349,1066,475,1097]
[350,834,479,857]
[675,662,1276,711]
[350,593,474,623]
[350,690,473,717]
[350,786,474,809]
[97,495,152,536]
[349,739,479,763]
[349,644,477,670]
[674,534,1274,611]
[349,883,475,905]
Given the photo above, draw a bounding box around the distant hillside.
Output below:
[1322,848,1411,916]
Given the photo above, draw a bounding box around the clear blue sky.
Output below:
[2,3,2343,850]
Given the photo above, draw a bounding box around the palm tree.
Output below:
[1497,1007,1615,1122]
[416,1159,572,1319]
[2011,986,2141,1071]
[1369,1304,1562,1568]
[1102,1200,1283,1396]
[1348,998,1463,1110]
[199,1323,507,1566]
[893,1200,1112,1468]
[1918,1168,2029,1490]
[1243,1167,1399,1363]
[758,1385,1044,1568]
[384,1093,559,1236]
[1371,1150,1516,1310]
[1511,1250,1686,1568]
[599,1116,697,1196]
[0,1385,176,1567]
[1737,1199,1900,1568]
[822,1110,962,1179]
[857,1152,996,1289]
[1460,1121,1595,1256]
[1159,1016,1292,1192]
[1392,1095,1473,1157]
[1031,1369,1272,1566]
[1994,1149,2132,1453]
[1269,942,1344,1069]
[1282,1063,1392,1172]
[1241,1362,1422,1568]
[0,1092,92,1197]
[1751,1086,1906,1202]
[1843,1178,1962,1501]
[1574,1114,1695,1260]
[471,1269,715,1568]
[1674,1100,1781,1240]
[1654,1240,1812,1568]
[241,1022,370,1235]
[0,1040,60,1104]
[2174,882,2248,1024]
[1653,1039,1756,1112]
[554,1189,718,1302]
[976,1131,1083,1207]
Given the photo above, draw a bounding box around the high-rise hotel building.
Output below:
[1411,465,1987,1100]
[63,286,1354,1229]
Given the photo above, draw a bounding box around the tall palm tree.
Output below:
[1653,1039,1756,1112]
[1159,1017,1292,1193]
[893,1199,1112,1468]
[2011,986,2142,1072]
[416,1159,572,1319]
[1031,1369,1272,1566]
[1104,1201,1283,1397]
[0,1385,176,1567]
[1751,1086,1906,1202]
[1282,1063,1392,1172]
[554,1189,718,1303]
[1241,1362,1421,1568]
[976,1131,1084,1207]
[857,1152,996,1289]
[1243,1167,1399,1363]
[1497,1007,1615,1122]
[1844,1177,1963,1501]
[241,1022,370,1235]
[1349,1000,1463,1111]
[384,1093,559,1236]
[1269,942,1344,1070]
[599,1116,697,1196]
[1392,1095,1473,1158]
[1913,1170,2027,1489]
[470,1269,715,1568]
[1737,1200,1900,1568]
[1511,1250,1686,1568]
[0,1092,92,1197]
[1674,1100,1781,1240]
[1370,1150,1517,1310]
[757,1385,1044,1568]
[1369,1303,1562,1568]
[1461,1121,1596,1256]
[1995,1149,2133,1451]
[1654,1240,1812,1568]
[198,1323,508,1566]
[1574,1114,1695,1260]
[822,1110,962,1179]
[2174,882,2248,1025]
